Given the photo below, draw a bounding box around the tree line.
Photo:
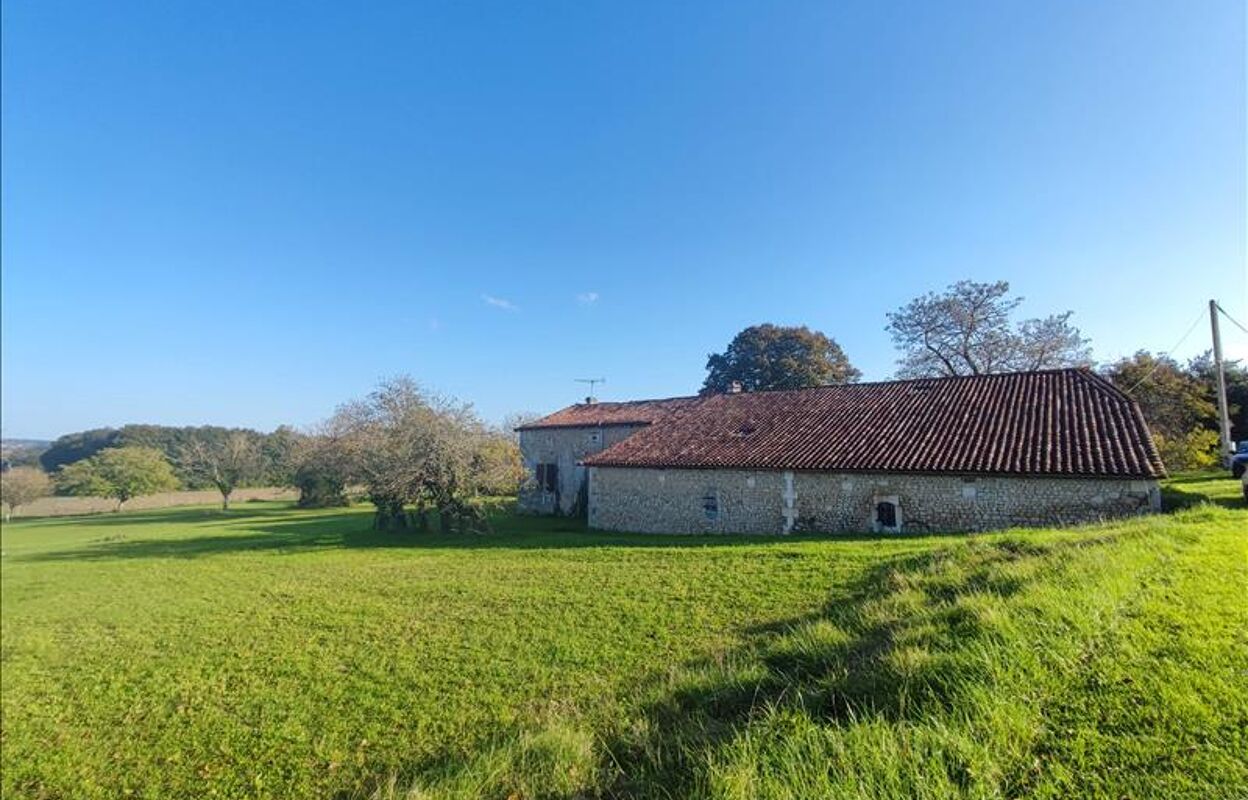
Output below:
[34,424,299,487]
[3,278,1241,521]
[1,385,525,526]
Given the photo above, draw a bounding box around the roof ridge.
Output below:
[695,367,1097,397]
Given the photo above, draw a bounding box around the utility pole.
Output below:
[1210,299,1234,466]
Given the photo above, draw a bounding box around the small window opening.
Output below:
[535,463,558,493]
[875,501,897,529]
[588,431,602,446]
[702,492,719,521]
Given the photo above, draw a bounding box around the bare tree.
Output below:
[501,411,542,444]
[886,280,1092,378]
[330,377,484,531]
[178,431,263,510]
[1,467,52,521]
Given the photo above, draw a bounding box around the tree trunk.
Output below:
[221,490,232,511]
[374,501,408,531]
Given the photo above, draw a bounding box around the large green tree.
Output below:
[1101,352,1222,470]
[56,447,179,511]
[702,324,860,394]
[1102,353,1216,441]
[1187,352,1248,445]
[886,280,1092,378]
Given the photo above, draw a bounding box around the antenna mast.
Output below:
[575,378,606,403]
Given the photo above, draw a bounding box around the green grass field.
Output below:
[2,476,1245,799]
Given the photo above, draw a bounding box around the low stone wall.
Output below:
[587,466,1160,535]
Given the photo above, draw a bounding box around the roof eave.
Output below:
[580,461,1163,480]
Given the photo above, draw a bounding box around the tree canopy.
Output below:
[702,324,860,394]
[1101,350,1243,470]
[1,467,52,520]
[1187,352,1248,446]
[39,428,120,473]
[886,280,1092,378]
[325,377,520,531]
[40,424,294,488]
[328,378,478,530]
[177,432,264,510]
[55,447,179,510]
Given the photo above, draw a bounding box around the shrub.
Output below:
[1153,428,1220,472]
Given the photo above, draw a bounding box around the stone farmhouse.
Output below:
[517,368,1165,535]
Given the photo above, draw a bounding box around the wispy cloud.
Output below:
[482,294,518,311]
[577,291,600,305]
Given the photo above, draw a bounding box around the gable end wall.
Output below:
[517,425,646,515]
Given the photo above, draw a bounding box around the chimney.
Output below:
[585,396,597,405]
[729,381,743,394]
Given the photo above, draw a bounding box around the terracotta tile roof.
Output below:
[581,369,1165,478]
[516,396,700,430]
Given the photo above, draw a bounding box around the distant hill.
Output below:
[1,439,52,470]
[2,439,52,451]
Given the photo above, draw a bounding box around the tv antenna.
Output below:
[575,377,606,402]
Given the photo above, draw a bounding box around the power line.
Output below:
[1216,302,1248,335]
[1121,306,1207,396]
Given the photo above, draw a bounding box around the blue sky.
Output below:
[2,1,1245,439]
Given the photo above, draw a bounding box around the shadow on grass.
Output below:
[370,532,1104,799]
[11,504,306,529]
[17,503,982,563]
[1159,469,1245,510]
[1161,485,1244,511]
[599,537,1065,797]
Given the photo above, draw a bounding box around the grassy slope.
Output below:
[0,479,1244,799]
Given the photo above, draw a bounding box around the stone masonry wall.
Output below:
[517,425,643,515]
[587,466,1161,535]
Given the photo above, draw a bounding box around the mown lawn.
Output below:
[1,478,1245,799]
